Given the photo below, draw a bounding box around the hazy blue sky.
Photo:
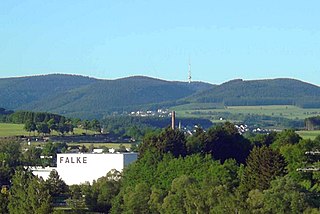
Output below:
[1,0,320,85]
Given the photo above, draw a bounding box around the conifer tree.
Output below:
[241,146,286,191]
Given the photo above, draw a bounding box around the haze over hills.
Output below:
[1,74,320,119]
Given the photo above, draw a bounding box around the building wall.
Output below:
[32,153,138,185]
[124,153,139,166]
[29,166,56,180]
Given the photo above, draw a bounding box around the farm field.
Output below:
[0,123,95,137]
[296,130,320,140]
[171,104,320,120]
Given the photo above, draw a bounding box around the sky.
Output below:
[0,0,320,85]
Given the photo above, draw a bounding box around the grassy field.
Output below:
[0,123,30,137]
[67,142,133,149]
[2,121,320,144]
[0,123,95,137]
[0,123,134,149]
[296,130,320,140]
[171,103,224,111]
[171,104,320,120]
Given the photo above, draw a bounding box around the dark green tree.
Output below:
[24,120,37,135]
[148,186,166,213]
[203,122,252,163]
[139,127,187,158]
[122,182,151,214]
[90,119,101,133]
[186,133,205,154]
[66,122,74,134]
[248,131,278,147]
[0,186,9,214]
[47,118,57,133]
[241,145,286,191]
[41,142,58,166]
[57,122,73,135]
[271,129,301,151]
[246,189,265,213]
[82,120,91,134]
[44,169,68,198]
[22,146,42,166]
[130,143,139,152]
[263,176,308,213]
[279,139,315,184]
[127,126,143,140]
[36,122,50,136]
[0,140,21,186]
[161,175,196,213]
[66,185,87,214]
[84,172,120,213]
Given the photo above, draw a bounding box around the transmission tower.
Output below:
[188,60,192,84]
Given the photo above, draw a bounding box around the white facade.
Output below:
[31,153,138,185]
[29,166,56,180]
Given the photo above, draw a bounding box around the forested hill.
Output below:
[0,74,97,110]
[186,78,320,107]
[2,74,320,119]
[0,74,212,119]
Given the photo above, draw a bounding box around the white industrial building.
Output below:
[31,153,138,185]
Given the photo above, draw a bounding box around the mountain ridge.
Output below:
[1,74,320,119]
[186,78,320,107]
[0,74,213,118]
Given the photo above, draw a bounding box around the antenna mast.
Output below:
[188,59,192,84]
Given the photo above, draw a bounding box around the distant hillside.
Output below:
[0,74,97,109]
[2,74,320,119]
[186,78,320,107]
[0,74,212,119]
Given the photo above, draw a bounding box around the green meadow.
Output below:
[0,123,95,137]
[0,123,30,137]
[172,104,320,120]
[296,130,320,140]
[2,110,320,142]
[172,103,320,140]
[0,123,134,149]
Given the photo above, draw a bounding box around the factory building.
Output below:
[31,153,138,185]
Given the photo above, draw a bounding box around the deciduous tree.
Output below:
[203,122,252,163]
[84,172,120,213]
[8,170,52,214]
[139,127,187,158]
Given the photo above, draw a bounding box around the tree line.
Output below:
[0,108,14,123]
[1,122,320,213]
[101,116,212,140]
[305,115,320,130]
[0,109,102,136]
[107,125,320,213]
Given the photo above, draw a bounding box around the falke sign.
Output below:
[59,156,88,164]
